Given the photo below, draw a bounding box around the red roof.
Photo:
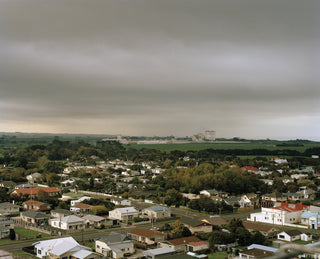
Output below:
[128,228,162,238]
[240,166,259,171]
[74,203,92,209]
[167,236,202,246]
[271,201,308,212]
[23,200,47,206]
[188,241,209,247]
[14,187,59,195]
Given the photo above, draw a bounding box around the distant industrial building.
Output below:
[192,130,216,142]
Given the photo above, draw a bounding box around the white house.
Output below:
[301,233,313,241]
[142,205,171,219]
[33,236,99,259]
[110,197,131,206]
[70,196,91,206]
[248,201,309,225]
[301,212,320,229]
[95,232,134,258]
[49,215,85,230]
[277,230,301,242]
[109,207,139,222]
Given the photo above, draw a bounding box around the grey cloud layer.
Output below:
[0,0,319,139]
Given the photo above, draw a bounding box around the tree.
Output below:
[235,227,252,246]
[209,232,235,245]
[171,220,185,238]
[9,229,15,240]
[252,231,266,245]
[164,189,183,207]
[91,205,108,216]
[37,190,49,202]
[181,227,192,237]
[228,218,243,233]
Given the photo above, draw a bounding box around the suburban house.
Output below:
[108,207,139,222]
[200,216,227,228]
[241,193,259,208]
[199,189,228,198]
[70,203,93,214]
[49,215,85,230]
[23,200,51,211]
[12,187,59,199]
[20,210,50,225]
[128,228,165,246]
[70,196,91,206]
[50,209,72,218]
[180,217,212,234]
[224,197,245,208]
[240,166,259,172]
[282,192,305,202]
[239,248,274,259]
[247,201,309,225]
[277,230,302,242]
[82,215,109,228]
[0,181,16,189]
[143,247,176,259]
[261,192,286,203]
[33,236,100,259]
[0,219,14,239]
[95,232,134,258]
[301,212,320,229]
[15,183,34,189]
[110,197,131,206]
[301,233,313,241]
[142,205,171,219]
[159,236,209,253]
[243,222,279,238]
[26,172,42,184]
[0,202,20,215]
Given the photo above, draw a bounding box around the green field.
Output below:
[125,141,320,152]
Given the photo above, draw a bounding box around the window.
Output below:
[97,245,100,249]
[38,250,41,255]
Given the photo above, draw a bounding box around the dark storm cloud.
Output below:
[0,0,319,139]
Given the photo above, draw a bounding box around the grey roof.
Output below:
[282,229,302,236]
[0,220,13,226]
[283,193,304,197]
[82,215,106,222]
[145,205,169,212]
[21,210,50,219]
[143,247,175,256]
[108,242,133,253]
[60,215,84,223]
[15,183,34,189]
[180,217,206,227]
[113,207,138,213]
[0,202,19,209]
[71,249,94,259]
[96,232,131,244]
[247,244,278,253]
[51,209,72,215]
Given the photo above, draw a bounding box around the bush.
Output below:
[133,217,149,223]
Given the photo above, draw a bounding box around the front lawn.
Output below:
[294,240,313,245]
[208,252,228,259]
[15,228,49,239]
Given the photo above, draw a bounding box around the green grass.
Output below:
[12,251,38,258]
[15,228,50,239]
[208,252,228,259]
[294,240,313,245]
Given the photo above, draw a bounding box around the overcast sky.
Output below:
[0,0,319,140]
